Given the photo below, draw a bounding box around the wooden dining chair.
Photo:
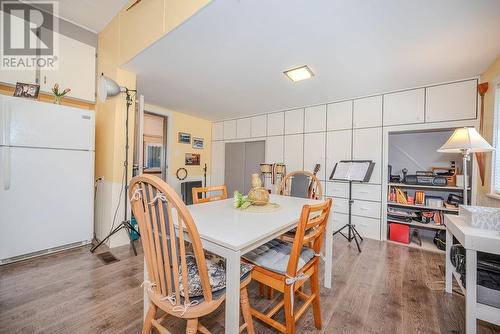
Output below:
[277,171,323,200]
[242,198,332,334]
[129,175,254,334]
[192,185,228,204]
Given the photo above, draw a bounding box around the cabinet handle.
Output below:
[44,76,46,84]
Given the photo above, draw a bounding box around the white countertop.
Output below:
[445,214,500,255]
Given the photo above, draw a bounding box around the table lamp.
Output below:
[438,127,494,206]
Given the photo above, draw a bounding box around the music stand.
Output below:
[330,160,375,252]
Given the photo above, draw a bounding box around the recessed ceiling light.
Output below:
[284,65,314,82]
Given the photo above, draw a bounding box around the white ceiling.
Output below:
[56,0,129,32]
[124,0,500,121]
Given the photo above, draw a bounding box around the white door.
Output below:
[0,147,94,260]
[0,95,94,150]
[383,89,425,126]
[425,80,478,122]
[352,127,382,184]
[353,96,383,128]
[40,32,96,102]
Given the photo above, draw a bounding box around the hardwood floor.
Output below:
[1,238,499,334]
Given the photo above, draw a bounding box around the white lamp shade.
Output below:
[438,127,494,153]
[97,75,123,102]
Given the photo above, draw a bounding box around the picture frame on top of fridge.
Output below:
[13,82,40,99]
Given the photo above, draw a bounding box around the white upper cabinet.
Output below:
[251,115,267,137]
[326,130,352,181]
[353,96,383,128]
[284,134,304,172]
[383,89,424,126]
[236,118,251,139]
[265,136,284,163]
[327,101,352,131]
[41,33,96,102]
[223,120,237,140]
[305,105,327,133]
[352,127,382,184]
[212,122,223,141]
[425,80,477,122]
[304,132,326,180]
[285,109,304,134]
[267,112,284,136]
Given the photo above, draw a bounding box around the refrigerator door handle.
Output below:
[1,100,11,146]
[1,146,10,190]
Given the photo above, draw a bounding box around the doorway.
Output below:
[225,141,265,194]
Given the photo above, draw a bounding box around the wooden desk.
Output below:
[444,214,500,334]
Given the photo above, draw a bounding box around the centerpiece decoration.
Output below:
[51,83,71,104]
[233,174,280,212]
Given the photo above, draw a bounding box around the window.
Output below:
[144,143,162,170]
[491,81,500,194]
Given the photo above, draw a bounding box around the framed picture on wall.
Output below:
[178,132,191,144]
[13,82,40,99]
[185,153,201,166]
[192,137,204,149]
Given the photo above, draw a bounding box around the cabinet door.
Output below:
[211,141,225,186]
[251,115,267,137]
[223,120,237,140]
[327,101,352,131]
[351,184,381,202]
[212,122,223,141]
[425,80,477,122]
[236,118,251,139]
[352,216,380,240]
[0,13,37,85]
[304,132,326,180]
[285,109,304,134]
[268,112,284,136]
[332,197,349,214]
[353,96,382,128]
[41,33,96,102]
[326,130,352,182]
[305,105,326,133]
[284,134,303,172]
[352,200,381,219]
[325,182,349,198]
[383,89,424,126]
[352,127,382,184]
[265,136,284,163]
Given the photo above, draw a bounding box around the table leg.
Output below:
[324,214,334,289]
[465,249,477,334]
[225,249,241,334]
[445,229,452,293]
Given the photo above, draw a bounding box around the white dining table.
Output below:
[143,194,334,334]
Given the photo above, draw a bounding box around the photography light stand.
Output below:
[91,75,140,255]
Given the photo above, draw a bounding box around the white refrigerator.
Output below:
[0,95,95,263]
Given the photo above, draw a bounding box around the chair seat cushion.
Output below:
[179,254,252,298]
[242,239,315,275]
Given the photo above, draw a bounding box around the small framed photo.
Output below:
[13,82,40,99]
[185,153,200,166]
[178,132,191,144]
[192,137,204,149]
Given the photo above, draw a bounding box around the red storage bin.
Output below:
[389,223,410,244]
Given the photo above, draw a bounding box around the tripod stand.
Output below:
[332,181,363,252]
[91,88,140,255]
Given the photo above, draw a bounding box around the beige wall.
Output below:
[476,55,500,207]
[145,103,212,193]
[94,0,211,247]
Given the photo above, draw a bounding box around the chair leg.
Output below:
[267,286,274,299]
[259,283,265,297]
[283,287,296,334]
[142,304,157,334]
[310,264,322,330]
[240,287,255,334]
[186,318,198,334]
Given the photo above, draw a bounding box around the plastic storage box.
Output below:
[389,223,410,244]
